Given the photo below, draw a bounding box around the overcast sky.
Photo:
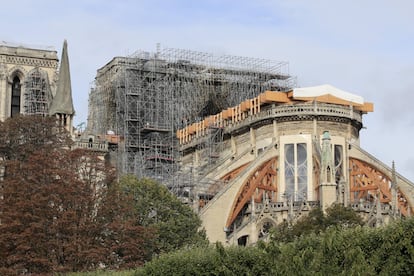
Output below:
[1,0,413,181]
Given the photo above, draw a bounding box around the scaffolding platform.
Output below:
[141,126,170,133]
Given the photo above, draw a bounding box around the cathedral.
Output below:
[176,85,414,245]
[84,46,414,246]
[0,40,74,133]
[4,40,413,247]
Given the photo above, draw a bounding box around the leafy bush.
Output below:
[136,217,414,275]
[135,243,272,276]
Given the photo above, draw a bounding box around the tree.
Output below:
[325,203,364,227]
[136,217,414,275]
[0,116,156,274]
[119,175,208,254]
[135,243,272,276]
[0,115,72,162]
[271,204,364,243]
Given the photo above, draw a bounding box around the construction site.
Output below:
[86,45,414,245]
[86,46,296,196]
[2,40,414,247]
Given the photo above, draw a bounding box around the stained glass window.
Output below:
[297,143,307,200]
[284,144,295,199]
[334,145,343,182]
[284,143,308,200]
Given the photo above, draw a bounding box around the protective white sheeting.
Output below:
[293,84,364,105]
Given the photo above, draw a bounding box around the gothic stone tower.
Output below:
[0,40,74,133]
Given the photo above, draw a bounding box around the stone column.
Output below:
[0,63,7,121]
[319,131,337,212]
[250,127,256,156]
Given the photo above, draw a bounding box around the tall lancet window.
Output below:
[284,143,308,201]
[334,145,344,182]
[285,144,295,199]
[11,76,21,117]
[297,143,308,199]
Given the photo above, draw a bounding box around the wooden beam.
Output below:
[226,158,278,228]
[354,102,374,112]
[260,90,291,104]
[349,158,412,217]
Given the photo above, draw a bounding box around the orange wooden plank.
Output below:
[188,123,196,134]
[241,100,251,112]
[354,102,374,112]
[222,108,232,119]
[260,90,291,103]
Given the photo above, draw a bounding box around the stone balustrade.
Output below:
[74,141,108,152]
[241,200,392,218]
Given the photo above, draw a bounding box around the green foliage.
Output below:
[271,203,364,243]
[119,175,208,254]
[325,203,364,227]
[135,243,272,276]
[67,270,136,276]
[71,217,414,275]
[361,218,414,274]
[266,217,414,275]
[137,216,414,275]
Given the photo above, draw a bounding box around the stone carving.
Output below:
[7,65,27,83]
[5,56,57,68]
[0,63,6,79]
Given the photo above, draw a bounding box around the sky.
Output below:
[1,0,413,181]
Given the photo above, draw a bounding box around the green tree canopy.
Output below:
[137,218,414,276]
[325,203,364,227]
[119,175,208,254]
[271,203,364,243]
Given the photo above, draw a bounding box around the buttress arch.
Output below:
[349,158,412,216]
[226,157,278,229]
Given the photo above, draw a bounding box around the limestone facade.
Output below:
[0,43,59,121]
[177,86,414,246]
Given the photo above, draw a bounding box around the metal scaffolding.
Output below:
[24,68,52,116]
[87,46,295,195]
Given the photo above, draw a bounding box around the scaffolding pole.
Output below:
[24,68,52,116]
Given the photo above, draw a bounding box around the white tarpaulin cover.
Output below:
[293,84,364,105]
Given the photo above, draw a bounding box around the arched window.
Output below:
[284,143,308,200]
[334,145,344,182]
[11,76,21,117]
